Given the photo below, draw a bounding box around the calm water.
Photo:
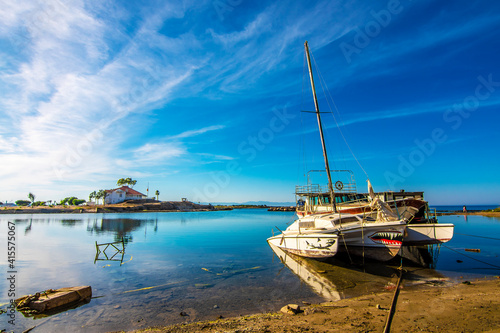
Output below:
[1,210,499,332]
[431,204,498,212]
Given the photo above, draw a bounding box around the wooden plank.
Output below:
[17,286,91,313]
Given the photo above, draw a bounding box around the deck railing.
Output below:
[295,182,357,195]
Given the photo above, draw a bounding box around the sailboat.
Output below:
[295,170,427,220]
[268,41,413,261]
[295,171,454,246]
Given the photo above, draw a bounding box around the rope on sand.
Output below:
[383,267,404,333]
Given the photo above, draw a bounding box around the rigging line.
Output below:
[310,56,343,172]
[310,52,347,172]
[310,52,369,180]
[454,233,500,241]
[300,52,308,178]
[442,245,500,269]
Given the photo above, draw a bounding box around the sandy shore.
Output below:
[122,278,500,333]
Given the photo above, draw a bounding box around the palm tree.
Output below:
[89,191,96,203]
[28,192,35,206]
[155,190,160,201]
[96,190,107,205]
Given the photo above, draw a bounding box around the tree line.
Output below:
[12,178,160,207]
[15,192,86,207]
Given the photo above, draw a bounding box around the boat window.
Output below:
[309,197,319,205]
[338,217,359,223]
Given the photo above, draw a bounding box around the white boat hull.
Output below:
[403,223,454,245]
[267,233,339,258]
[336,222,406,261]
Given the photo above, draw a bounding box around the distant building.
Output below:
[105,186,147,204]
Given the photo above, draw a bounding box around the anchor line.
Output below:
[443,245,500,269]
[339,230,353,264]
[454,233,500,241]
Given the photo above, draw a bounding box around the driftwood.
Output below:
[16,286,91,314]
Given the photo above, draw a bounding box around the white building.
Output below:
[105,186,148,204]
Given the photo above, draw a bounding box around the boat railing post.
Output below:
[395,200,401,219]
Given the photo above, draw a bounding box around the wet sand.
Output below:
[124,278,500,333]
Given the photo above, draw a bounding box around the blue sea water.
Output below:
[431,205,498,212]
[0,209,499,332]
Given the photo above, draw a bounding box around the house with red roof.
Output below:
[105,186,148,204]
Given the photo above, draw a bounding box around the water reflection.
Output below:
[86,217,158,243]
[1,211,497,333]
[25,218,32,235]
[398,245,441,269]
[61,219,82,227]
[270,243,343,300]
[269,242,448,302]
[94,237,126,264]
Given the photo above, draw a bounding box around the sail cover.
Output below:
[367,179,398,222]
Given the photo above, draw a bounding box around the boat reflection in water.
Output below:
[269,242,446,302]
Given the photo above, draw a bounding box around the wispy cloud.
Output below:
[203,2,358,94]
[168,125,226,140]
[125,124,227,167]
[0,1,208,199]
[335,3,500,82]
[131,142,186,165]
[0,0,498,203]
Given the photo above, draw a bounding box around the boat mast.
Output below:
[304,41,337,213]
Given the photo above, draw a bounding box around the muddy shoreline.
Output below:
[122,278,500,333]
[0,200,217,214]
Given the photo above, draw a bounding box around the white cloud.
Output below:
[132,142,186,165]
[125,125,228,167]
[168,125,226,140]
[0,1,206,200]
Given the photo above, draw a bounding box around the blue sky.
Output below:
[1,0,499,205]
